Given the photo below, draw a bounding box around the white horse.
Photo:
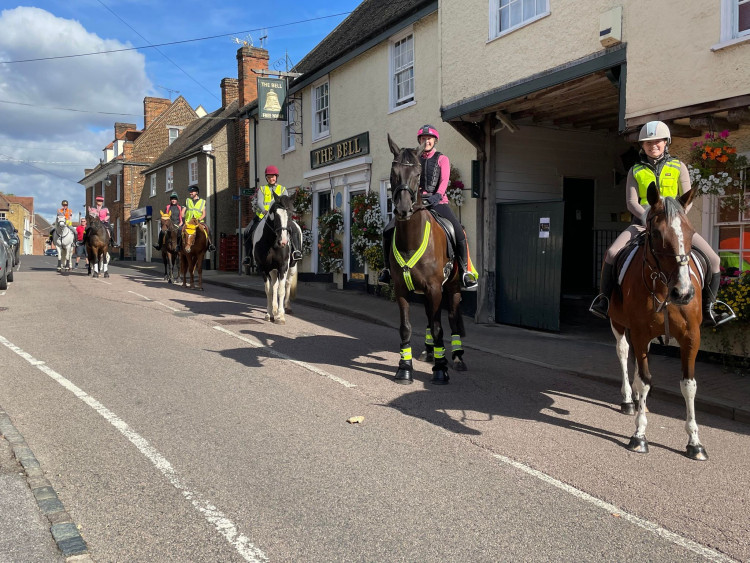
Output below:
[53,215,75,273]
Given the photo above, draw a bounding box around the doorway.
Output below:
[316,191,331,273]
[562,178,595,294]
[347,189,366,285]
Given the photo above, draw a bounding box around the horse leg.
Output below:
[447,287,467,371]
[612,322,634,414]
[426,291,449,385]
[196,262,203,291]
[57,258,62,272]
[263,272,274,321]
[395,292,413,384]
[626,338,652,454]
[676,333,708,460]
[275,273,287,325]
[418,327,434,363]
[103,253,109,278]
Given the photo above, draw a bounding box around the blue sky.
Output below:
[0,1,359,222]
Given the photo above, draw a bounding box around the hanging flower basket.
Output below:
[446,166,466,207]
[317,208,344,273]
[687,130,748,201]
[292,186,313,219]
[350,192,384,269]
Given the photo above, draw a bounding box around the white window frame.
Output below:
[188,157,198,185]
[389,29,415,112]
[715,0,750,49]
[150,174,156,197]
[489,0,550,41]
[167,127,181,145]
[0,212,5,220]
[711,165,750,273]
[166,166,174,193]
[380,179,393,225]
[116,217,121,246]
[312,78,330,142]
[282,102,296,153]
[115,174,121,202]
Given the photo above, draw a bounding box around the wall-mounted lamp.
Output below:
[104,174,112,187]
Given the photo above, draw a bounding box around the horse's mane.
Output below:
[652,196,686,224]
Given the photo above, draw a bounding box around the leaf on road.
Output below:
[347,416,365,424]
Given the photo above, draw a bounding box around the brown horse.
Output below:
[159,212,180,284]
[85,213,110,278]
[179,218,207,291]
[609,182,707,460]
[387,134,466,385]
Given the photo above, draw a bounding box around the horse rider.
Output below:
[83,196,115,247]
[49,199,73,244]
[74,217,88,269]
[589,120,735,327]
[183,185,216,252]
[245,165,303,263]
[378,125,478,290]
[153,192,184,251]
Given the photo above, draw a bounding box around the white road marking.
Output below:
[156,301,180,312]
[127,290,180,312]
[214,325,356,388]
[0,334,268,563]
[128,290,153,301]
[491,452,735,562]
[94,278,112,285]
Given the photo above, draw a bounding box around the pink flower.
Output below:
[705,133,713,139]
[720,130,730,138]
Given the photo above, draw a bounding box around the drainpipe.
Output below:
[202,144,217,271]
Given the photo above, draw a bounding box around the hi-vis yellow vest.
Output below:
[257,184,287,219]
[633,157,682,204]
[184,197,205,222]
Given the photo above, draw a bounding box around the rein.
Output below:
[392,219,431,291]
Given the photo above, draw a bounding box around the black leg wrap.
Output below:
[395,360,413,384]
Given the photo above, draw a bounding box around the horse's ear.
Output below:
[387,133,400,157]
[646,182,660,207]
[679,187,696,210]
[416,140,426,159]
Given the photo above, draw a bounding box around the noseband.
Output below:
[391,158,423,215]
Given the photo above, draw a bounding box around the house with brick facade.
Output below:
[1,194,33,255]
[33,214,51,255]
[79,97,199,259]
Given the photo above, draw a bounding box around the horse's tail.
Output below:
[289,264,298,300]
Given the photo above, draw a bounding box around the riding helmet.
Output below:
[61,200,68,206]
[638,121,671,145]
[265,165,279,176]
[188,185,199,193]
[95,195,104,202]
[170,192,179,199]
[417,125,439,142]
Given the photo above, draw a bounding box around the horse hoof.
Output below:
[453,358,467,371]
[264,314,271,321]
[56,268,61,272]
[430,368,450,385]
[626,436,649,453]
[621,402,636,415]
[418,351,434,363]
[104,272,109,278]
[275,317,286,325]
[395,369,413,384]
[686,445,709,461]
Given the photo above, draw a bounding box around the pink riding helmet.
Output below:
[417,124,439,142]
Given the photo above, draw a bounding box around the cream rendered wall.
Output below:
[257,11,478,265]
[440,0,621,108]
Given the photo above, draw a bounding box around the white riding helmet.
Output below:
[639,121,671,145]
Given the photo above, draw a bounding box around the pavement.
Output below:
[2,258,749,561]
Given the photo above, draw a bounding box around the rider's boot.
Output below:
[456,240,478,291]
[702,272,737,327]
[378,228,394,285]
[153,230,165,251]
[202,224,216,252]
[589,263,615,319]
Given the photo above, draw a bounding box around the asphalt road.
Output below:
[0,256,748,562]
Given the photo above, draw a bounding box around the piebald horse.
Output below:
[609,182,708,460]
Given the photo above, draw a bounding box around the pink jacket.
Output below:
[89,206,110,222]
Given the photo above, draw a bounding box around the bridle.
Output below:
[391,153,424,216]
[264,204,291,243]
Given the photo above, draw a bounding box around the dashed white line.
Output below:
[0,334,268,563]
[128,290,153,301]
[213,325,356,388]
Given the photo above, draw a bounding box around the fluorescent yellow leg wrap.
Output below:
[433,346,445,360]
[425,329,434,346]
[400,347,413,361]
[451,334,463,352]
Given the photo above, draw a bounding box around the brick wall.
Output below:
[221,78,239,108]
[143,97,171,129]
[237,47,269,107]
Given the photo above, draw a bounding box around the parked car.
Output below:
[45,248,58,257]
[0,219,20,265]
[0,229,12,290]
[0,228,20,267]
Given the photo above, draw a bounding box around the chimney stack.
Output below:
[114,122,137,138]
[237,46,269,107]
[221,77,239,108]
[143,97,171,129]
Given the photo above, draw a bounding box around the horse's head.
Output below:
[159,211,173,231]
[55,215,67,229]
[265,193,294,248]
[645,182,697,305]
[388,133,425,220]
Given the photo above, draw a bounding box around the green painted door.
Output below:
[496,200,564,331]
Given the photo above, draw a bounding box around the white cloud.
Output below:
[0,7,152,221]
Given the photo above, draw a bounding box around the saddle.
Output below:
[428,210,456,261]
[612,232,708,289]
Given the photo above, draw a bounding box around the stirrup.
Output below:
[291,250,303,262]
[378,269,391,285]
[589,294,610,319]
[462,272,478,291]
[704,300,737,327]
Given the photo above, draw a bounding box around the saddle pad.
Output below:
[616,246,706,288]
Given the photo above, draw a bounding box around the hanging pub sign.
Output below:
[310,132,370,169]
[257,77,287,121]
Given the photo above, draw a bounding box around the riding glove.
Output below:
[425,194,441,207]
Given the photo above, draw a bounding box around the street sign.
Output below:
[241,188,253,196]
[232,195,240,201]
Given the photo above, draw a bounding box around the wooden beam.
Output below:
[448,120,485,153]
[689,116,738,131]
[727,107,750,124]
[625,94,750,130]
[667,122,701,138]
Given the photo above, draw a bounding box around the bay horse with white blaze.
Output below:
[252,193,297,324]
[53,215,75,273]
[179,218,207,290]
[609,182,708,460]
[85,212,110,278]
[159,212,180,284]
[387,134,466,385]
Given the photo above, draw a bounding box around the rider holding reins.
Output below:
[379,125,478,290]
[83,196,115,247]
[154,192,184,251]
[589,121,734,327]
[183,185,216,252]
[49,199,73,243]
